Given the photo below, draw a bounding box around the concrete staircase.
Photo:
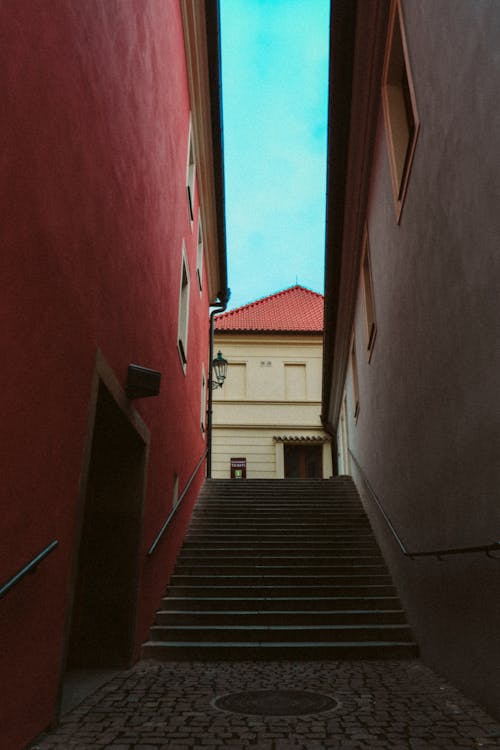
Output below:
[142,477,418,660]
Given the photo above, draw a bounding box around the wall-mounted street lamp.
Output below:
[206,293,230,478]
[206,348,228,478]
[211,350,228,389]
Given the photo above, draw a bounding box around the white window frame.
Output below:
[200,364,207,435]
[177,242,190,372]
[186,117,196,228]
[196,211,203,293]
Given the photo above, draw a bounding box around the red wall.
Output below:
[0,2,211,746]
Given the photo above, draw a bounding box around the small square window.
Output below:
[382,0,419,220]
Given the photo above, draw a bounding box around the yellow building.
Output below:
[212,286,332,479]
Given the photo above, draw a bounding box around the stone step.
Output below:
[186,524,373,531]
[201,481,353,487]
[166,584,398,597]
[188,527,369,533]
[160,596,403,611]
[198,500,362,505]
[192,519,364,524]
[169,573,393,586]
[175,554,387,565]
[199,495,355,500]
[191,510,367,517]
[187,530,371,537]
[194,516,364,521]
[182,539,378,548]
[181,545,379,553]
[180,542,377,551]
[149,623,414,643]
[141,640,419,661]
[155,609,408,626]
[196,498,362,502]
[200,486,354,493]
[186,521,372,528]
[173,564,388,576]
[196,494,362,499]
[176,549,383,559]
[185,526,372,533]
[144,478,417,663]
[194,506,362,513]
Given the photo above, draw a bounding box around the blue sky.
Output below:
[220,0,330,310]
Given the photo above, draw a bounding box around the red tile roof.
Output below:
[215,285,324,333]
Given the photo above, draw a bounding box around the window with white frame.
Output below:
[196,214,203,292]
[177,243,190,370]
[200,364,207,434]
[186,119,196,225]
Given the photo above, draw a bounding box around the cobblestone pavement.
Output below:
[33,660,500,750]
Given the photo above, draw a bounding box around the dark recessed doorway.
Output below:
[67,381,146,669]
[284,444,322,478]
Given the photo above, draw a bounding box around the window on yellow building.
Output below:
[284,363,306,400]
[223,363,246,400]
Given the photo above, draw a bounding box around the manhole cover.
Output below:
[214,689,338,716]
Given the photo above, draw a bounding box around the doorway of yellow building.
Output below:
[284,444,322,478]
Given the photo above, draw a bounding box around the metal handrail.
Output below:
[147,448,208,557]
[348,450,499,560]
[0,540,59,599]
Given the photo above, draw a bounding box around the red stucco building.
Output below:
[0,2,227,747]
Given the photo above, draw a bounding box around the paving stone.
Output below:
[32,659,500,750]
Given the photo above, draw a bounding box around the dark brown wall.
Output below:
[341,0,500,719]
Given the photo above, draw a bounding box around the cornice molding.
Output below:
[213,423,327,431]
[180,0,227,302]
[322,0,390,432]
[213,400,322,406]
[214,333,323,346]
